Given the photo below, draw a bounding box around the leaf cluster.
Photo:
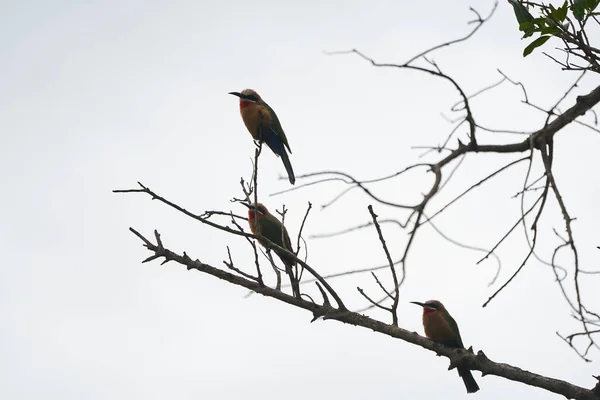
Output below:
[510,0,599,56]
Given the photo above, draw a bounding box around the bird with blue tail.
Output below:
[229,89,295,185]
[242,202,300,297]
[411,300,480,394]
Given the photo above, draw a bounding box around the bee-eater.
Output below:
[411,300,480,394]
[242,202,300,297]
[229,89,295,185]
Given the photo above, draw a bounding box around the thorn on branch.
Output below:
[310,282,335,322]
[142,254,162,263]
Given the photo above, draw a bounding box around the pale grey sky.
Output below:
[1,1,599,399]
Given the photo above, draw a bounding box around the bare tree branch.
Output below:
[126,227,600,400]
[367,205,399,326]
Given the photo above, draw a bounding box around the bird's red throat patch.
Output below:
[423,307,436,315]
[239,100,252,109]
[247,210,263,220]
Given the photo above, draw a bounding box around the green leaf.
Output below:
[511,0,534,25]
[523,35,551,57]
[519,21,537,37]
[584,0,599,11]
[554,1,569,21]
[519,21,534,31]
[532,17,547,27]
[540,26,562,36]
[572,0,586,20]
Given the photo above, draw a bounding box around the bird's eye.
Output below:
[246,95,258,102]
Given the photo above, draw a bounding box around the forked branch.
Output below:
[126,227,600,400]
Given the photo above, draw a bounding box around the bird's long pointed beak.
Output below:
[410,301,426,307]
[228,91,242,98]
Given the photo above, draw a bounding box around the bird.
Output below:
[411,300,480,394]
[242,202,300,297]
[229,89,295,185]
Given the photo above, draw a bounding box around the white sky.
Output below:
[1,1,599,399]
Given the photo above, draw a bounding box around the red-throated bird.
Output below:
[242,202,300,297]
[229,89,295,185]
[411,300,480,394]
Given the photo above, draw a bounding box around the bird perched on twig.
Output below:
[242,202,300,297]
[411,300,480,394]
[229,89,295,185]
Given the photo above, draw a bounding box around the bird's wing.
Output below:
[260,215,289,247]
[262,102,292,154]
[444,313,465,348]
[260,214,295,266]
[282,223,293,251]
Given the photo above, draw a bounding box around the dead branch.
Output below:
[367,205,399,326]
[127,227,600,400]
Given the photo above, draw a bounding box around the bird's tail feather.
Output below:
[458,367,480,394]
[284,262,300,298]
[280,150,295,185]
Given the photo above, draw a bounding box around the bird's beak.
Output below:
[410,301,426,307]
[228,91,242,98]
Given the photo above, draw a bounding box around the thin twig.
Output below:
[368,205,399,326]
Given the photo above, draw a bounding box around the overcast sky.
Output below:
[2,1,600,399]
